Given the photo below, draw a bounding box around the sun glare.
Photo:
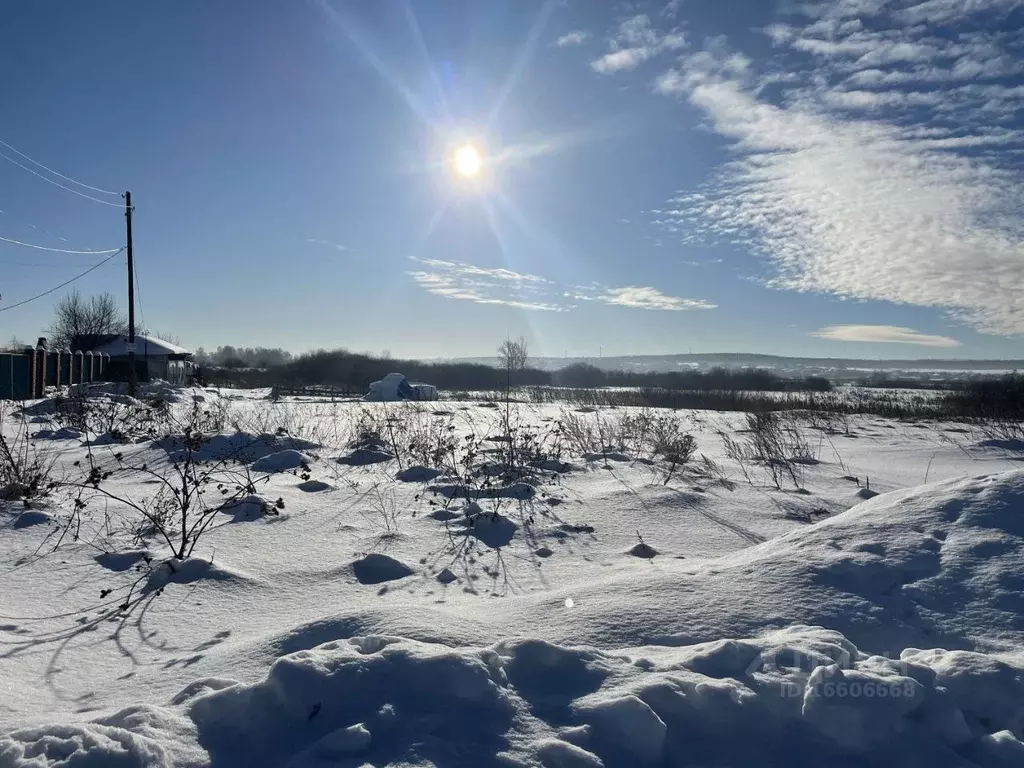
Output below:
[453,144,482,177]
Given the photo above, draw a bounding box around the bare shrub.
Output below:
[364,482,402,534]
[556,408,696,464]
[0,405,57,504]
[973,418,1024,444]
[723,412,816,490]
[52,388,173,443]
[59,400,286,564]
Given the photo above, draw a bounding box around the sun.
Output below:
[453,144,482,177]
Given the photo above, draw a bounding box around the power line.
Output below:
[0,247,124,313]
[0,234,123,255]
[0,206,74,245]
[0,138,119,196]
[0,149,122,207]
[133,241,146,333]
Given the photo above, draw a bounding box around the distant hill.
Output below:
[439,353,1024,379]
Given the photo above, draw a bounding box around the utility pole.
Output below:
[124,191,136,393]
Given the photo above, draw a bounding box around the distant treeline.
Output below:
[856,371,1024,392]
[944,374,1024,421]
[203,349,831,393]
[193,346,293,369]
[549,363,831,392]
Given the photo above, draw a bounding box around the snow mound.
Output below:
[297,479,332,493]
[336,448,393,466]
[523,470,1024,653]
[31,427,81,440]
[575,694,665,764]
[94,550,150,572]
[979,439,1024,452]
[584,451,632,463]
[250,449,310,473]
[351,553,415,584]
[219,494,279,523]
[144,558,251,594]
[11,509,51,529]
[532,458,580,473]
[458,512,518,548]
[187,636,513,766]
[396,465,444,482]
[429,507,462,521]
[84,431,126,446]
[9,627,1024,767]
[0,705,201,767]
[629,542,658,559]
[428,481,536,500]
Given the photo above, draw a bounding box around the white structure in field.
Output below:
[363,372,438,402]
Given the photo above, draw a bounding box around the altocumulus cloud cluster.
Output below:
[640,0,1024,336]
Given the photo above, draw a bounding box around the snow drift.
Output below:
[3,627,1023,767]
[4,471,1024,766]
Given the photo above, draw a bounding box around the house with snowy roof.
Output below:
[89,334,194,385]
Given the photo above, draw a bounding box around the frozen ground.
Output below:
[1,386,1023,767]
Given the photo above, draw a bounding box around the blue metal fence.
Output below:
[0,348,109,400]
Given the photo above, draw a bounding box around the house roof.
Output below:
[90,334,191,357]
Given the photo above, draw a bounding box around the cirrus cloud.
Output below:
[407,258,714,314]
[407,259,563,312]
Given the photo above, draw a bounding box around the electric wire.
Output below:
[0,248,125,313]
[0,234,123,254]
[133,248,146,336]
[0,138,120,196]
[0,206,74,245]
[0,147,121,205]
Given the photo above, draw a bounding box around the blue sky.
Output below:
[1,0,1022,359]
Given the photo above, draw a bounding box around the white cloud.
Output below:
[591,14,685,74]
[554,30,590,47]
[896,0,1024,25]
[661,0,684,18]
[592,48,653,73]
[407,259,563,312]
[811,325,961,347]
[645,1,1024,335]
[600,286,716,310]
[407,259,715,314]
[415,258,551,284]
[306,238,346,251]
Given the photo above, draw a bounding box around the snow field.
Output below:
[1,388,1024,766]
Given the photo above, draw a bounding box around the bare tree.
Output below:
[144,329,182,346]
[497,336,528,372]
[2,335,27,352]
[49,290,127,351]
